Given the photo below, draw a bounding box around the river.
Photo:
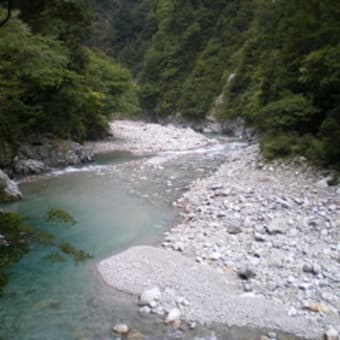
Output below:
[1,140,271,340]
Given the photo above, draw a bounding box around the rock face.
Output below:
[16,139,94,168]
[221,117,254,140]
[14,159,49,175]
[0,170,22,201]
[1,138,94,176]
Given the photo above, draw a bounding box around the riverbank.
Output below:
[87,120,217,154]
[97,120,340,339]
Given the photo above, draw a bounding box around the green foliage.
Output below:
[0,4,139,147]
[47,208,77,225]
[95,0,339,166]
[257,95,320,133]
[0,212,31,267]
[1,0,339,167]
[260,133,322,160]
[221,0,340,167]
[319,115,340,166]
[58,242,93,262]
[0,209,92,294]
[299,45,340,112]
[45,251,66,263]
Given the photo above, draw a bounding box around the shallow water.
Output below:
[0,143,302,340]
[1,151,181,340]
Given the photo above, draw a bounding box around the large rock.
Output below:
[0,170,23,201]
[17,139,94,167]
[222,117,254,140]
[14,158,49,175]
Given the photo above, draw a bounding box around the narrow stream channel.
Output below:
[0,140,295,340]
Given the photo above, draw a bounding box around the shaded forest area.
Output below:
[92,0,340,167]
[0,0,340,167]
[0,0,139,164]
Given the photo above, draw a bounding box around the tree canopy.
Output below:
[0,0,339,166]
[0,1,139,149]
[91,0,340,167]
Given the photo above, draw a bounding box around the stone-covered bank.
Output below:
[96,121,340,339]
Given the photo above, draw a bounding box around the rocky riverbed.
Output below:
[0,138,94,200]
[88,120,216,154]
[162,144,340,337]
[96,120,340,340]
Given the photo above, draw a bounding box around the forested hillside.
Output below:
[92,0,340,167]
[0,0,138,163]
[0,0,339,167]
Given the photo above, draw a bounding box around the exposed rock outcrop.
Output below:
[1,137,94,176]
[16,139,94,168]
[0,170,23,201]
[14,159,49,175]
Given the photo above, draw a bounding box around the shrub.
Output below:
[257,95,320,133]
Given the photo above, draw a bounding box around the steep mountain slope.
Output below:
[0,0,139,167]
[93,0,340,167]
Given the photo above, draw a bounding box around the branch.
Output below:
[0,0,12,28]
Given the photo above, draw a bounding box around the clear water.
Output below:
[0,153,180,340]
[0,143,299,340]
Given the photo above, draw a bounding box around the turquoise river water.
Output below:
[0,142,300,340]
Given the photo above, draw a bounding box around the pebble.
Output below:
[265,218,286,235]
[243,283,253,292]
[254,232,266,242]
[127,329,144,339]
[139,287,161,306]
[188,321,196,329]
[104,123,340,336]
[227,225,242,234]
[162,143,339,336]
[209,252,221,261]
[138,306,151,314]
[165,308,181,324]
[304,303,328,313]
[303,263,314,273]
[237,268,256,280]
[267,331,277,339]
[112,323,129,334]
[324,326,339,340]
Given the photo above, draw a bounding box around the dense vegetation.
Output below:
[0,0,339,166]
[0,0,139,154]
[1,0,339,297]
[93,0,340,167]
